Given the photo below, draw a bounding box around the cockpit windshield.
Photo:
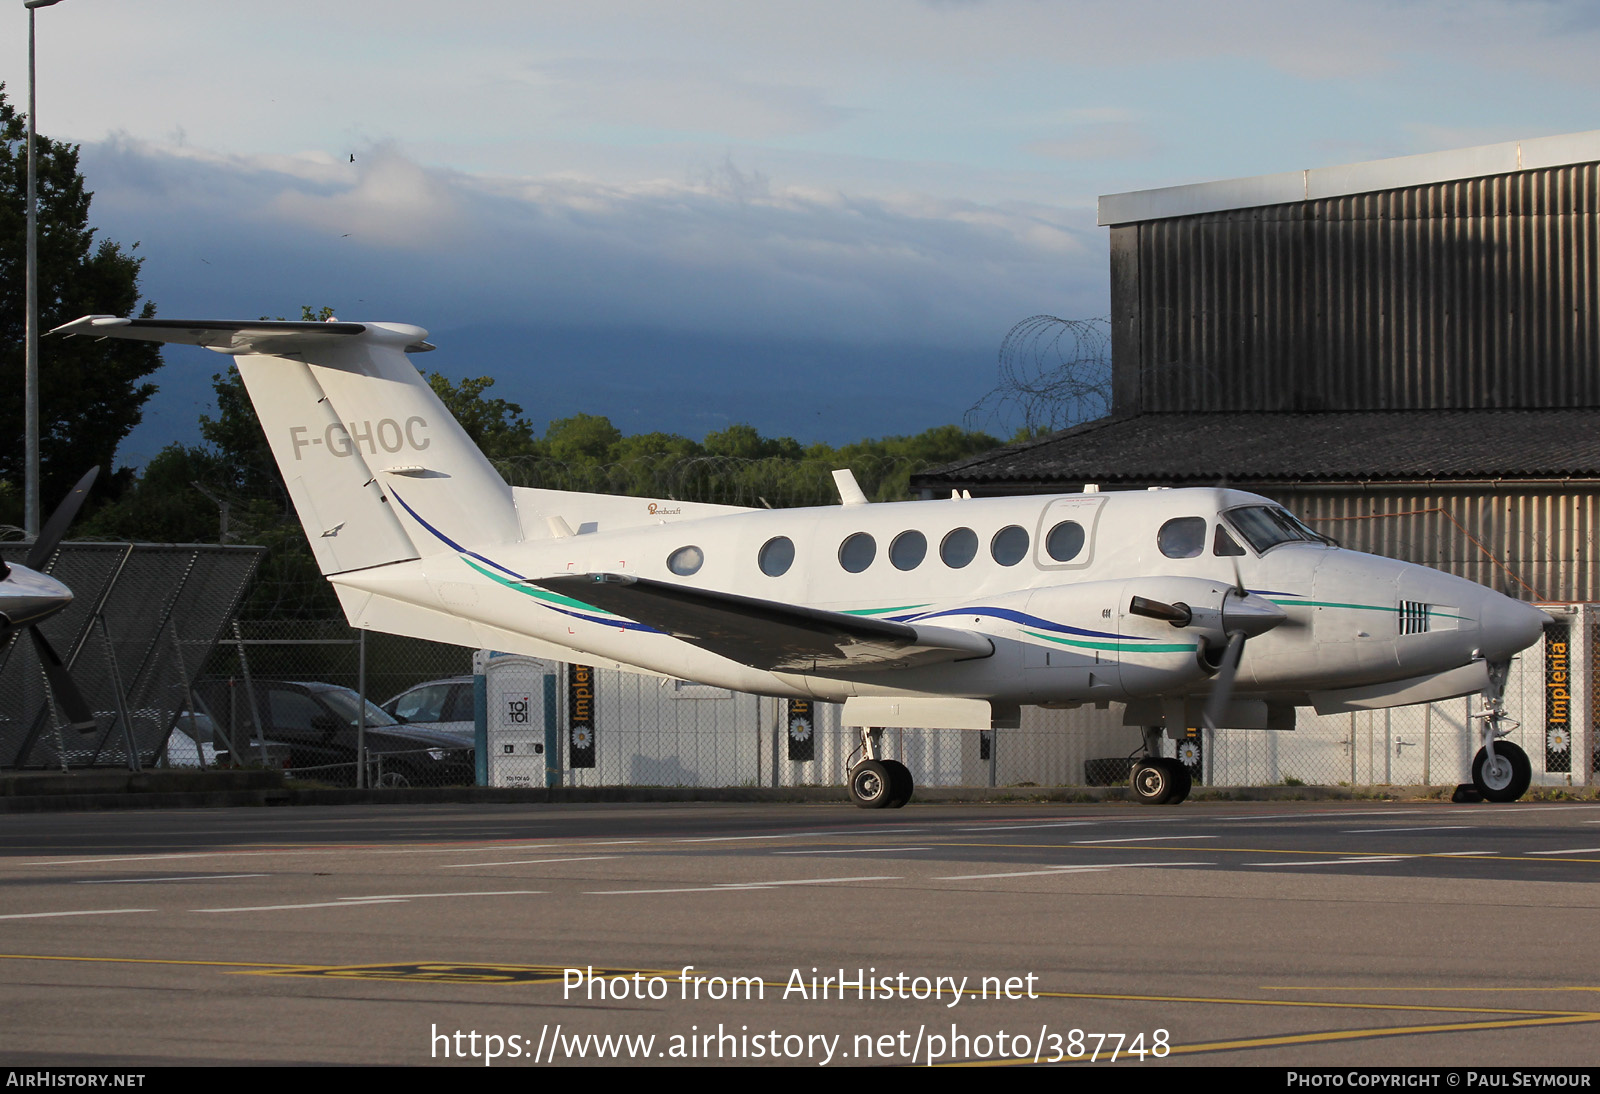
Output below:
[1224,506,1334,553]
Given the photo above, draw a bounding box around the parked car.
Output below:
[380,676,475,741]
[161,710,218,768]
[196,679,475,788]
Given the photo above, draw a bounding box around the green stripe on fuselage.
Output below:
[1266,598,1467,621]
[460,556,609,614]
[1023,629,1197,654]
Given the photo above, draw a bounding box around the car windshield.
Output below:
[1224,506,1331,553]
[317,689,399,727]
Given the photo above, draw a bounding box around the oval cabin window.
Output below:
[890,530,927,571]
[667,545,704,576]
[758,536,795,577]
[991,525,1029,567]
[839,532,876,573]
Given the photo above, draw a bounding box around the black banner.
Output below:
[1545,622,1571,773]
[567,663,596,769]
[1178,727,1204,784]
[786,698,814,762]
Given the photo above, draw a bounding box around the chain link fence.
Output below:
[175,621,477,788]
[170,607,1596,795]
[0,543,261,772]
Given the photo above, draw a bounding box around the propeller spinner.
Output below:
[4,467,100,732]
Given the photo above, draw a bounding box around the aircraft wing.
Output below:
[533,573,993,674]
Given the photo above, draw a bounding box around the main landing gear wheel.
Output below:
[882,759,913,809]
[1132,757,1188,805]
[849,760,894,809]
[1472,741,1531,803]
[1166,759,1192,805]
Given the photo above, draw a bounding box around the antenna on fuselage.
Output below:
[833,469,869,506]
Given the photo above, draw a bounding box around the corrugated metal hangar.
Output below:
[917,131,1600,605]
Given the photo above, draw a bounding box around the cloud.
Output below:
[527,58,856,139]
[1028,124,1161,163]
[79,137,1108,457]
[269,146,467,248]
[89,137,1100,341]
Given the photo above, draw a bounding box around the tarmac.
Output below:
[3,767,1594,813]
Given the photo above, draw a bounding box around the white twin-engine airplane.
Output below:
[56,316,1550,807]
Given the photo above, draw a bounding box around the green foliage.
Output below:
[0,85,161,524]
[545,413,623,463]
[495,417,999,509]
[79,444,229,543]
[427,374,539,460]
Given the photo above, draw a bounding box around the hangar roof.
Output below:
[1098,130,1600,227]
[915,409,1600,492]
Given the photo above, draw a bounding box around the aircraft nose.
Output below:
[1477,594,1549,662]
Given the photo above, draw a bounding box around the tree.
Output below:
[427,374,540,460]
[0,85,161,523]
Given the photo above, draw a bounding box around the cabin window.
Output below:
[1158,517,1206,559]
[991,525,1029,566]
[941,527,978,568]
[667,545,704,576]
[839,532,876,573]
[1045,520,1085,562]
[1213,526,1246,556]
[890,530,927,571]
[758,536,795,577]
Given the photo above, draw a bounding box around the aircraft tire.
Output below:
[1472,742,1531,803]
[1131,759,1178,805]
[849,760,894,809]
[1166,759,1192,804]
[882,760,913,809]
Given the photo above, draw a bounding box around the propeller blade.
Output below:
[1128,596,1192,627]
[25,466,99,572]
[27,626,98,733]
[1201,631,1246,731]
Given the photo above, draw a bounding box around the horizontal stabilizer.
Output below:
[52,313,524,576]
[533,573,993,674]
[49,316,434,355]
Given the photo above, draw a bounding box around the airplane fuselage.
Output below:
[333,485,1546,715]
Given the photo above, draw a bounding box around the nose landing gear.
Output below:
[1469,661,1532,803]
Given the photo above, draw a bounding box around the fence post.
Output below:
[95,615,141,773]
[356,628,367,789]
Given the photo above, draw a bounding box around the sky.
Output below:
[7,0,1600,465]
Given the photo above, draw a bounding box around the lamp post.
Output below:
[24,0,66,538]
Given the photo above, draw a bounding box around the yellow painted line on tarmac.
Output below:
[949,1012,1600,1066]
[1265,984,1600,994]
[240,962,688,984]
[1014,988,1579,1017]
[0,952,320,971]
[916,841,1600,864]
[1160,1012,1600,1056]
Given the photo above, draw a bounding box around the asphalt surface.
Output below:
[2,799,1598,1067]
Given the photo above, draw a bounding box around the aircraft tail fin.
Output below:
[52,317,522,575]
